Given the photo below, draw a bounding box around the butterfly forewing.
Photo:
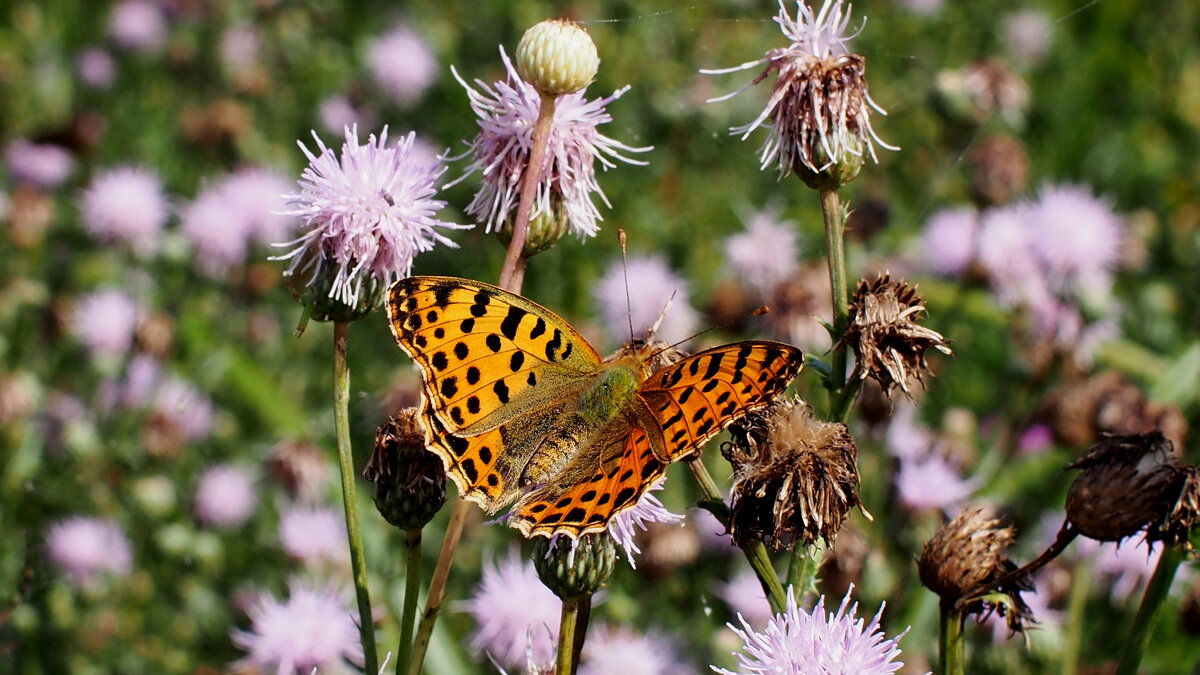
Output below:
[389,276,603,435]
[639,341,804,461]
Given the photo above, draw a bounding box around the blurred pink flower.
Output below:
[976,204,1048,309]
[366,25,437,105]
[194,464,258,528]
[221,167,295,245]
[1016,424,1055,456]
[108,0,168,53]
[152,375,214,441]
[895,0,945,16]
[716,567,774,628]
[1004,10,1054,66]
[884,403,935,462]
[180,185,250,276]
[79,166,169,256]
[595,255,698,346]
[895,454,976,513]
[219,25,260,73]
[607,478,685,568]
[725,206,799,295]
[919,207,978,278]
[72,289,140,360]
[452,48,650,239]
[1024,183,1122,300]
[1089,538,1163,602]
[5,140,75,189]
[278,505,348,565]
[76,47,116,89]
[231,582,364,674]
[119,353,162,408]
[464,551,561,669]
[715,586,910,675]
[45,517,133,587]
[318,96,378,138]
[580,623,690,675]
[691,507,735,553]
[277,126,468,307]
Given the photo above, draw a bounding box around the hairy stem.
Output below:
[1116,546,1185,675]
[333,321,378,674]
[397,528,422,674]
[557,597,582,675]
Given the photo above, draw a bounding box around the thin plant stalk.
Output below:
[397,528,422,674]
[1116,546,1186,675]
[571,597,592,667]
[685,459,787,614]
[819,188,858,423]
[1060,558,1091,675]
[406,90,559,675]
[557,597,583,675]
[333,320,378,674]
[938,601,966,675]
[785,542,822,600]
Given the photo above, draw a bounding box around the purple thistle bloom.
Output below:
[919,207,979,278]
[452,48,651,239]
[108,0,168,53]
[725,206,799,295]
[79,166,169,257]
[465,551,561,669]
[5,140,75,189]
[72,288,140,360]
[181,185,250,277]
[595,255,699,346]
[367,25,438,106]
[976,204,1048,308]
[580,623,691,675]
[115,353,162,409]
[607,477,685,568]
[152,375,215,441]
[895,453,976,513]
[194,464,258,529]
[45,517,133,587]
[278,505,348,566]
[318,96,378,138]
[231,581,364,674]
[1023,183,1122,300]
[276,126,468,307]
[716,567,774,629]
[1016,424,1055,456]
[219,25,260,74]
[76,47,116,89]
[220,168,296,246]
[714,586,912,675]
[1004,10,1054,67]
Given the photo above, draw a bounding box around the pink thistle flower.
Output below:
[607,478,685,568]
[1016,424,1055,456]
[180,184,250,277]
[919,207,979,278]
[116,353,162,409]
[595,255,699,346]
[691,507,735,553]
[220,167,296,246]
[5,140,75,189]
[108,0,168,53]
[895,0,945,16]
[1023,183,1122,300]
[464,551,561,669]
[1004,10,1054,67]
[716,567,774,628]
[366,25,438,106]
[219,25,260,74]
[79,166,169,257]
[194,464,258,529]
[976,204,1049,309]
[152,375,214,441]
[318,96,378,138]
[45,517,133,587]
[276,126,468,307]
[714,586,912,675]
[278,505,348,565]
[72,288,140,360]
[452,48,650,239]
[895,453,976,513]
[703,0,895,180]
[580,623,690,675]
[231,581,364,674]
[725,206,799,295]
[76,47,116,89]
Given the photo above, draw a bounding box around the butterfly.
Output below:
[387,275,804,539]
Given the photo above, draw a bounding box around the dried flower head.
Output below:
[1066,432,1194,544]
[967,135,1028,208]
[838,273,951,396]
[515,20,599,96]
[363,407,447,530]
[632,518,700,579]
[453,48,650,241]
[934,59,1029,127]
[723,398,861,551]
[763,262,833,352]
[1036,371,1187,451]
[276,126,468,318]
[704,0,895,187]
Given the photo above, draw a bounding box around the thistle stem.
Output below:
[1116,546,1185,675]
[1060,558,1091,675]
[397,528,422,674]
[819,188,858,423]
[406,501,469,675]
[333,321,378,674]
[938,601,966,675]
[557,597,582,675]
[785,543,821,601]
[685,459,787,614]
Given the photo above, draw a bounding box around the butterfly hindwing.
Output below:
[638,341,804,461]
[389,276,603,435]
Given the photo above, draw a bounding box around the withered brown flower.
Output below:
[838,273,951,396]
[363,407,447,530]
[967,135,1028,208]
[1036,371,1188,450]
[267,439,330,503]
[723,398,862,551]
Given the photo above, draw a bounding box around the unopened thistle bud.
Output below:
[515,20,599,97]
[838,273,952,397]
[363,407,447,530]
[1065,432,1191,544]
[723,398,862,551]
[496,196,569,256]
[288,251,388,323]
[532,533,616,599]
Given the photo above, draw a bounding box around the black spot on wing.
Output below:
[509,352,525,372]
[466,367,481,385]
[530,317,546,339]
[486,334,502,352]
[500,305,527,341]
[494,379,510,404]
[702,353,724,380]
[432,352,448,371]
[433,285,453,308]
[454,342,469,360]
[441,377,458,398]
[460,318,475,333]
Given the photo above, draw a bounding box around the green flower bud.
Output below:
[515,20,599,96]
[532,532,616,599]
[496,197,569,257]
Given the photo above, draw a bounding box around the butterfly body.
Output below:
[388,275,804,539]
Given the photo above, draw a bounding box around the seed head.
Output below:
[363,407,447,530]
[515,20,599,96]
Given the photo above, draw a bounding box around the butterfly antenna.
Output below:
[619,229,636,342]
[648,290,677,341]
[649,306,771,359]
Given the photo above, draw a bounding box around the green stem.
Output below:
[572,596,592,667]
[1061,558,1091,675]
[686,460,787,614]
[785,542,822,601]
[406,500,470,675]
[819,188,857,423]
[333,321,378,674]
[1116,546,1185,675]
[397,528,422,674]
[938,601,966,675]
[557,596,582,675]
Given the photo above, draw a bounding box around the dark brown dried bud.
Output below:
[1035,371,1188,450]
[918,507,1033,631]
[1065,432,1189,543]
[267,440,330,503]
[364,407,447,530]
[723,399,861,551]
[1150,465,1200,548]
[141,410,185,459]
[838,273,952,396]
[532,532,616,599]
[845,197,890,242]
[7,185,54,249]
[934,59,1029,127]
[179,99,251,147]
[134,312,174,360]
[967,135,1028,207]
[819,522,869,598]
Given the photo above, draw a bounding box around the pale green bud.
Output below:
[515,20,599,96]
